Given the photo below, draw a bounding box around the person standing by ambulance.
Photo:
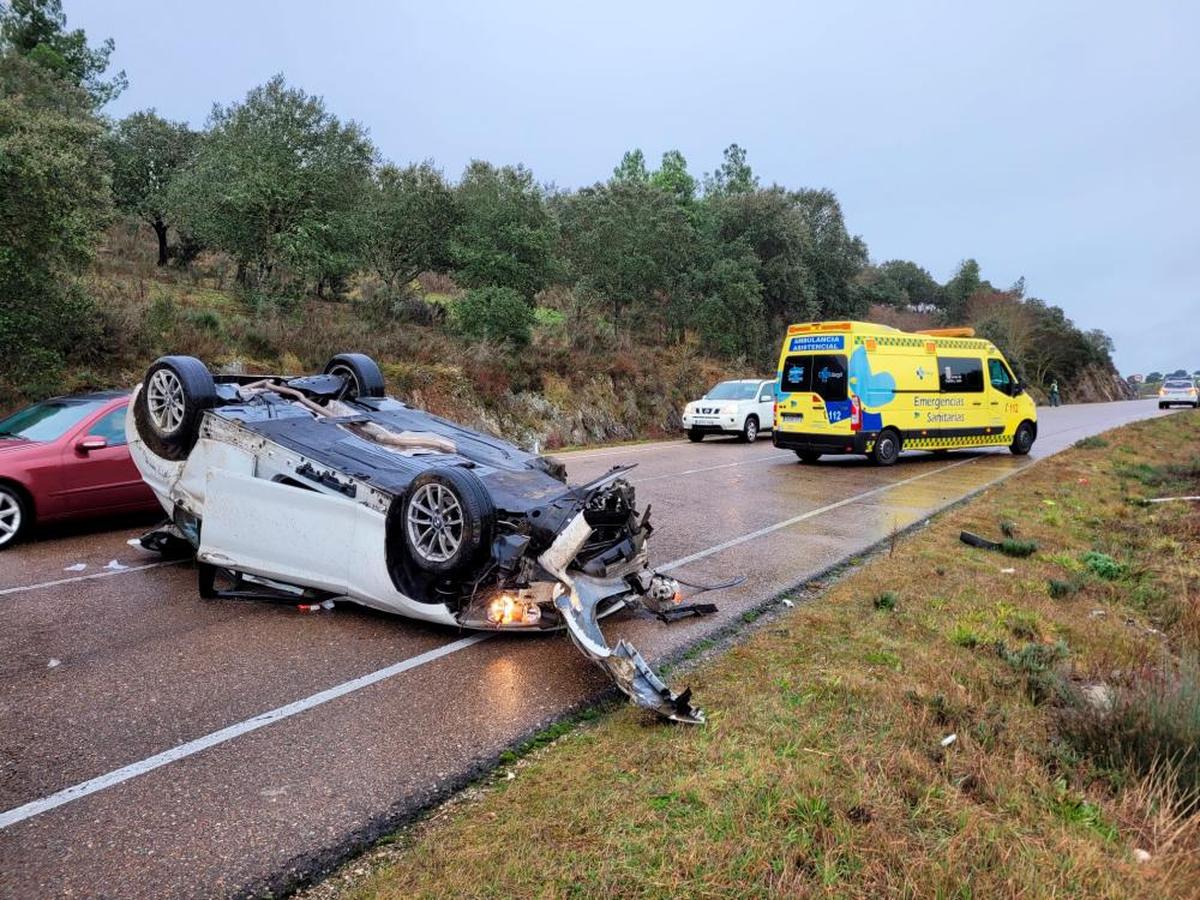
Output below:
[1049,380,1061,407]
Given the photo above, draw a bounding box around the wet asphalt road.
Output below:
[0,400,1174,897]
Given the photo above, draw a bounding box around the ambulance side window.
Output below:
[811,354,848,401]
[938,357,983,393]
[781,356,812,393]
[988,359,1014,393]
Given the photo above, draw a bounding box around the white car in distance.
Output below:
[681,379,775,443]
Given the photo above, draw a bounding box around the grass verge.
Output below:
[310,412,1200,899]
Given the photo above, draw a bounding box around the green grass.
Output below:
[334,412,1200,899]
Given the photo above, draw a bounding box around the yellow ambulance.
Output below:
[771,321,1038,465]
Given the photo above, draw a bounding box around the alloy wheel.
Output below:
[0,490,22,547]
[146,368,187,435]
[406,483,465,563]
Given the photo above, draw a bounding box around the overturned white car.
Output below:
[128,353,717,722]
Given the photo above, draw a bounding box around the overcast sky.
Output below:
[70,1,1198,375]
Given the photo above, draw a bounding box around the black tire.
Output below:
[795,450,822,464]
[401,467,494,574]
[1159,403,1166,410]
[740,415,759,443]
[133,356,218,461]
[0,482,31,551]
[324,353,385,400]
[687,430,704,443]
[870,428,901,466]
[1010,420,1036,456]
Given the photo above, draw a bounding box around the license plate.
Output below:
[781,413,804,423]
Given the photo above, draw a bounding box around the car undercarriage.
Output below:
[128,354,728,723]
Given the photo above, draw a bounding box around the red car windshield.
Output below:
[0,399,105,442]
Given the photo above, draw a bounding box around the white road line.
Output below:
[0,635,489,831]
[660,455,979,571]
[633,452,793,484]
[0,560,186,597]
[0,456,990,831]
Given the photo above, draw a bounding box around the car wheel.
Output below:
[0,484,30,550]
[740,416,759,443]
[795,450,822,464]
[401,468,494,574]
[324,353,386,400]
[1010,420,1036,456]
[1159,403,1166,410]
[134,356,218,461]
[870,429,901,466]
[687,430,704,442]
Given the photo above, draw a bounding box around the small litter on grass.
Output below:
[1145,495,1200,504]
[63,563,86,572]
[1000,568,1016,574]
[47,658,61,668]
[781,598,795,608]
[1133,848,1152,864]
[104,559,129,571]
[941,734,957,747]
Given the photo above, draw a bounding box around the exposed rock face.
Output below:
[1065,364,1139,403]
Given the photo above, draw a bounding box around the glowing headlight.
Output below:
[486,593,541,626]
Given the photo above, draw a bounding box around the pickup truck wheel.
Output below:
[795,450,822,464]
[402,468,494,574]
[324,353,386,400]
[1010,420,1036,456]
[134,356,218,461]
[687,430,704,442]
[0,484,30,550]
[740,416,759,443]
[870,429,901,466]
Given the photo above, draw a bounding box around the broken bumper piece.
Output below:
[540,515,705,725]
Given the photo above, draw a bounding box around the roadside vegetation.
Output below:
[2,1,1129,439]
[308,412,1200,897]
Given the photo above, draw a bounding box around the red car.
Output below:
[0,391,160,550]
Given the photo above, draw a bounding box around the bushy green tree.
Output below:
[1,0,125,106]
[649,149,697,204]
[689,247,765,358]
[611,148,649,185]
[365,161,458,294]
[0,52,110,383]
[108,111,199,264]
[558,178,697,328]
[790,188,869,318]
[941,258,984,323]
[169,75,375,293]
[450,161,560,299]
[450,285,534,346]
[712,187,814,333]
[704,143,758,196]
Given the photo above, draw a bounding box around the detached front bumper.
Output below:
[539,512,705,724]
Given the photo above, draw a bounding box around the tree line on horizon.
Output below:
[1,0,1119,396]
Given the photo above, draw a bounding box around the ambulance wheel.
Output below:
[795,450,822,464]
[687,430,704,442]
[1010,421,1036,456]
[870,429,901,466]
